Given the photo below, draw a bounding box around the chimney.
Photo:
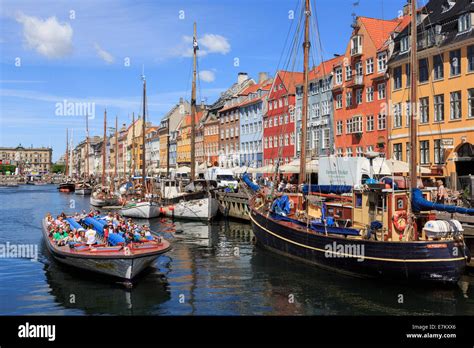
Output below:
[237,72,248,85]
[258,72,268,83]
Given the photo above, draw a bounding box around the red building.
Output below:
[332,16,409,157]
[263,71,303,169]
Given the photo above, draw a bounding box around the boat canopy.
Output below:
[242,173,260,192]
[412,188,474,215]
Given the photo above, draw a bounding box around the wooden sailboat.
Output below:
[90,110,120,206]
[243,0,468,284]
[58,128,75,192]
[159,23,219,221]
[75,115,92,195]
[120,75,161,219]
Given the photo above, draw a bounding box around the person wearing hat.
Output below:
[436,180,448,204]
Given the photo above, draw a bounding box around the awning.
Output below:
[280,159,319,173]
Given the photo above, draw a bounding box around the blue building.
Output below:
[239,78,272,169]
[295,56,342,158]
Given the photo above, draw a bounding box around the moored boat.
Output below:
[58,182,75,192]
[42,214,171,280]
[120,200,161,219]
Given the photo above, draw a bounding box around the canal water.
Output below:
[1,184,474,315]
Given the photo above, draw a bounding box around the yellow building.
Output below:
[388,1,474,186]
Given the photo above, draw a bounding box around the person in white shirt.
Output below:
[85,226,97,245]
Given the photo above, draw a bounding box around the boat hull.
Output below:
[42,218,170,280]
[75,188,92,195]
[90,196,119,207]
[58,183,75,192]
[161,197,219,221]
[250,208,467,283]
[120,201,161,219]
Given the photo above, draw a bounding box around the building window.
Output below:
[284,134,289,146]
[434,94,445,122]
[405,63,411,87]
[356,89,363,104]
[352,116,363,133]
[458,13,471,33]
[405,101,411,127]
[366,115,374,131]
[346,147,353,157]
[290,133,295,145]
[336,120,343,135]
[366,58,374,74]
[366,86,374,102]
[346,92,352,107]
[377,114,386,130]
[450,49,461,76]
[356,146,364,157]
[393,103,402,128]
[335,67,343,84]
[469,89,474,118]
[420,140,429,165]
[419,58,429,82]
[269,137,273,148]
[468,45,474,72]
[393,143,402,161]
[377,83,386,100]
[336,94,343,109]
[400,36,409,53]
[393,66,402,90]
[434,139,444,165]
[269,118,273,127]
[433,54,444,80]
[337,148,343,157]
[355,61,363,76]
[351,35,362,55]
[346,119,352,134]
[377,52,387,72]
[450,91,462,120]
[345,65,352,80]
[419,97,429,124]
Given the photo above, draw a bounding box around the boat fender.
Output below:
[175,229,184,234]
[392,211,407,233]
[124,246,131,256]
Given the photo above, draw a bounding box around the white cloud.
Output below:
[173,33,230,58]
[199,70,216,83]
[200,34,230,54]
[16,13,73,59]
[93,43,114,64]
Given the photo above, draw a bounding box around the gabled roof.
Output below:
[273,70,304,95]
[358,16,405,50]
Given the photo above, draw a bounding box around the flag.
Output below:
[193,37,199,50]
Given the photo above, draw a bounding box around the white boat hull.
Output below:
[161,197,219,221]
[120,201,161,219]
[75,188,92,195]
[90,196,119,207]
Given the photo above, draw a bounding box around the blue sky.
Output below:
[0,0,407,161]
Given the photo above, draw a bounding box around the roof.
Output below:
[182,110,206,127]
[239,80,272,96]
[275,70,304,95]
[358,16,405,51]
[304,55,344,82]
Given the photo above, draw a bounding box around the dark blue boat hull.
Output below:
[250,209,467,283]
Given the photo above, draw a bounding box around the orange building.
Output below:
[332,16,409,157]
[202,113,220,166]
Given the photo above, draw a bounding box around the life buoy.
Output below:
[392,211,408,233]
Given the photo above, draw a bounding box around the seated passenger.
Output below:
[85,225,97,245]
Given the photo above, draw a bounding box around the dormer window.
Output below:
[442,0,456,12]
[458,13,471,33]
[400,36,410,53]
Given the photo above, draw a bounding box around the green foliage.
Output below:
[0,164,16,174]
[51,164,66,174]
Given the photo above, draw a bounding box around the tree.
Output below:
[0,164,16,174]
[51,164,66,174]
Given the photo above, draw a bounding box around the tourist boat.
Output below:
[158,23,219,221]
[41,215,171,280]
[243,0,471,284]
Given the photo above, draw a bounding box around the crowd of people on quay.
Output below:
[45,210,155,248]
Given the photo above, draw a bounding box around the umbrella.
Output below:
[248,164,276,174]
[176,166,191,174]
[369,158,430,175]
[280,159,319,173]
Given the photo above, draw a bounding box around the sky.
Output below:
[0,0,409,161]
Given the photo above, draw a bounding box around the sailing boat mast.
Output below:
[132,112,135,176]
[190,22,197,181]
[65,128,69,178]
[299,0,311,190]
[85,115,89,178]
[102,109,107,187]
[141,75,147,194]
[114,115,118,179]
[408,0,418,217]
